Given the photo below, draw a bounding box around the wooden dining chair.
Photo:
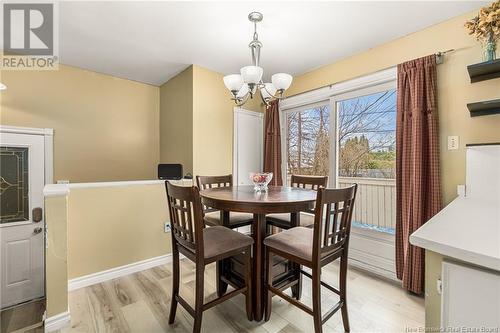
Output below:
[196,174,254,229]
[266,175,328,302]
[266,175,328,229]
[264,185,357,333]
[166,182,254,333]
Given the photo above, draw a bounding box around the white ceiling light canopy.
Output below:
[223,12,292,106]
[0,83,7,91]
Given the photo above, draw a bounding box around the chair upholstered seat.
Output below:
[203,226,254,263]
[263,227,313,262]
[204,211,254,227]
[266,212,315,228]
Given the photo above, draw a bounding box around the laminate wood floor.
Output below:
[56,260,424,333]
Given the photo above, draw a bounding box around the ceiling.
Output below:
[55,1,484,86]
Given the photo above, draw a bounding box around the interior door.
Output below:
[233,108,263,185]
[0,132,45,309]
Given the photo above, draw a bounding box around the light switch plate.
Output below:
[447,136,459,150]
[164,222,171,233]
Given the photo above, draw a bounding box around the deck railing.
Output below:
[338,177,396,232]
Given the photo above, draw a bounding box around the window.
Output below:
[338,90,396,179]
[285,103,330,183]
[336,88,397,234]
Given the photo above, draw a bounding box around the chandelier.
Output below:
[223,12,293,107]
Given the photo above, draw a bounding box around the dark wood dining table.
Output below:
[199,185,317,321]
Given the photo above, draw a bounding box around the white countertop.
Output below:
[410,196,500,271]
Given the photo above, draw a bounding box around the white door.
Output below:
[233,108,264,185]
[0,132,45,308]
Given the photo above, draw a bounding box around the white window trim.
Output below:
[280,67,397,111]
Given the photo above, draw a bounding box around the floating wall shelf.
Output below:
[467,99,500,117]
[467,59,500,83]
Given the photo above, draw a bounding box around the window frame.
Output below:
[330,80,397,186]
[280,67,397,187]
[280,100,332,186]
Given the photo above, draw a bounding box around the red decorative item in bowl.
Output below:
[250,172,273,192]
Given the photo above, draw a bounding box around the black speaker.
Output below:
[158,164,183,180]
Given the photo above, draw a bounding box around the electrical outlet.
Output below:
[164,222,171,233]
[447,136,459,150]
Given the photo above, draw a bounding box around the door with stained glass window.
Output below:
[0,131,45,308]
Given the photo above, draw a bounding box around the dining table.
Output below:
[199,185,317,322]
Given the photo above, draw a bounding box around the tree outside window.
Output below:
[286,89,396,180]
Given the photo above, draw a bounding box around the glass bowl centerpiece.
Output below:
[250,172,273,192]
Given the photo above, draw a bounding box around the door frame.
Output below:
[0,125,54,185]
[233,107,264,185]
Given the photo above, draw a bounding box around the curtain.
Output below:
[395,55,442,294]
[263,100,283,186]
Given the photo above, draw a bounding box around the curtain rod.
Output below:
[271,49,457,103]
[435,49,455,64]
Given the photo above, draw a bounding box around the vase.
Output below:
[484,35,497,62]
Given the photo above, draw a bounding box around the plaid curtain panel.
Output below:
[263,100,283,186]
[395,55,442,294]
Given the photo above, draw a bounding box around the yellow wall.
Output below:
[425,250,444,327]
[0,65,160,183]
[45,195,68,317]
[44,182,170,318]
[192,65,235,176]
[67,183,170,279]
[287,10,500,329]
[160,66,194,174]
[159,64,263,177]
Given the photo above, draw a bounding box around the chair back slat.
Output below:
[312,185,357,262]
[166,182,204,256]
[290,175,328,214]
[196,175,233,212]
[331,202,339,243]
[290,175,328,190]
[323,203,332,247]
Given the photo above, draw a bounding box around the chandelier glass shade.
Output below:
[223,12,292,106]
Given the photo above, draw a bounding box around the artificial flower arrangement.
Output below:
[464,0,500,61]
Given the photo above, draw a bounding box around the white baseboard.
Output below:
[45,311,71,332]
[68,254,173,291]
